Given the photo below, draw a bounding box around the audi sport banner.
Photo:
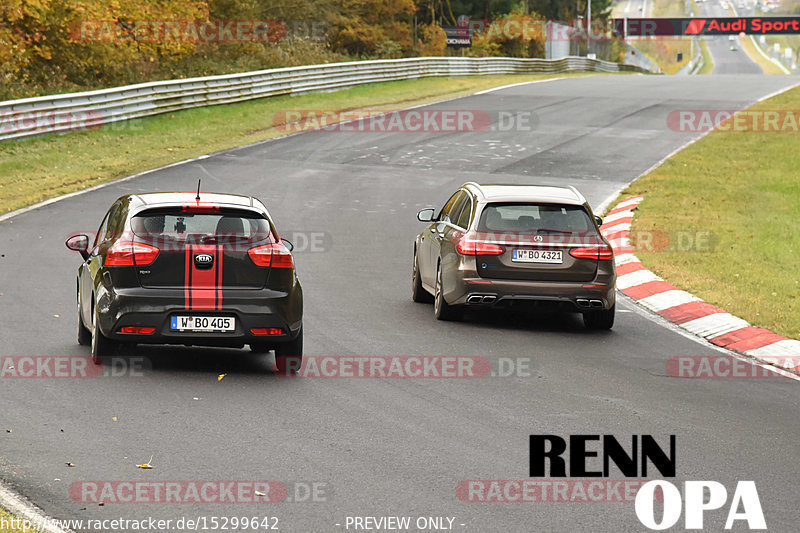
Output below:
[614,17,800,37]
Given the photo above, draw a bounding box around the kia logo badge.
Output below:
[195,253,214,269]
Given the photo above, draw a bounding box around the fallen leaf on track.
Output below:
[136,455,154,469]
[217,374,226,381]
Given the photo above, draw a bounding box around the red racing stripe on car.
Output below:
[184,245,192,310]
[190,244,218,310]
[216,244,223,310]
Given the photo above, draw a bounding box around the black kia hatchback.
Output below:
[66,192,303,372]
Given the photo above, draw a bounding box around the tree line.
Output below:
[0,0,613,100]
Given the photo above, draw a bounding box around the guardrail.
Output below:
[0,56,649,142]
[677,37,704,75]
[621,42,663,74]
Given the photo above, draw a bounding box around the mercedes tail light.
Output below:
[569,245,613,261]
[455,231,505,256]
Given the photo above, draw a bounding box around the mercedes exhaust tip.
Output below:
[467,294,498,305]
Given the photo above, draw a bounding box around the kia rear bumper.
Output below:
[97,286,302,346]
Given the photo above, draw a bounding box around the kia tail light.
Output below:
[248,242,294,268]
[105,241,159,266]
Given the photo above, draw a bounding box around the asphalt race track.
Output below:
[699,1,765,74]
[2,74,800,532]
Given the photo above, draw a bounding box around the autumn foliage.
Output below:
[0,0,549,100]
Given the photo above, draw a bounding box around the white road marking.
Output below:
[602,210,636,224]
[747,340,800,358]
[0,480,74,533]
[601,222,631,235]
[619,291,800,379]
[637,290,700,313]
[614,196,644,210]
[681,313,750,339]
[607,236,631,249]
[616,269,662,290]
[472,77,565,95]
[614,252,639,265]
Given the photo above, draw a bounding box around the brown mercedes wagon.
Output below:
[412,183,616,329]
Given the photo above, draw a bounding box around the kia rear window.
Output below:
[131,208,274,244]
[477,203,593,233]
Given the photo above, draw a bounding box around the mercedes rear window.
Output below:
[477,203,593,233]
[131,208,274,244]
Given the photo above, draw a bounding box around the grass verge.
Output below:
[739,36,788,75]
[615,84,800,339]
[627,0,693,74]
[633,38,693,74]
[0,72,616,215]
[762,34,800,62]
[0,508,32,532]
[726,4,786,74]
[697,38,715,75]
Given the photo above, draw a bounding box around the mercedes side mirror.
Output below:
[281,238,294,252]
